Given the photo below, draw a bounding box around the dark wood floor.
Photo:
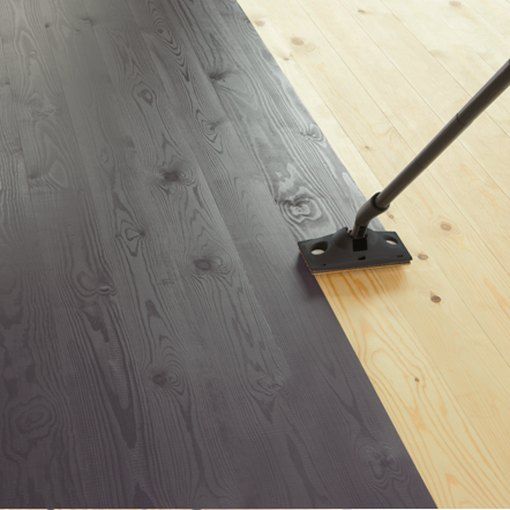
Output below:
[0,0,434,507]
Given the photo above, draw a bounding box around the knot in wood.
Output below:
[194,258,213,271]
[152,372,168,387]
[97,283,113,295]
[161,169,182,183]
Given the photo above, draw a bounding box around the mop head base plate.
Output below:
[298,227,412,274]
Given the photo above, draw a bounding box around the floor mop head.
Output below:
[298,227,412,274]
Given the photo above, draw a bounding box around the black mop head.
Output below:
[298,227,412,274]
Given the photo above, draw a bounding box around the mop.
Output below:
[298,59,510,273]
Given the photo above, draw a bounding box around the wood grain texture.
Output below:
[0,0,433,506]
[0,37,79,507]
[236,0,510,506]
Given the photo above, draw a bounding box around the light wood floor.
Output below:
[237,0,510,507]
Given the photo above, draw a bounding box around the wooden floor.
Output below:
[237,0,510,507]
[0,0,435,507]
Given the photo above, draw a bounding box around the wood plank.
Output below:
[0,37,84,507]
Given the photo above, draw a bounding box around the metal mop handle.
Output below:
[351,58,510,239]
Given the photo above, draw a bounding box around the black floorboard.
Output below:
[0,0,434,507]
